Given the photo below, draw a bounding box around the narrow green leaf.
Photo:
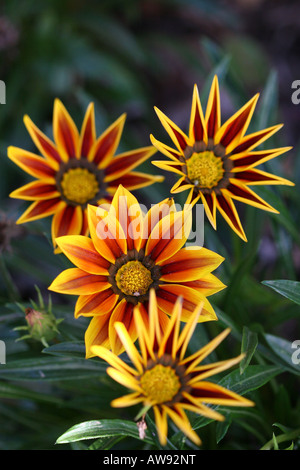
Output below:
[262,280,300,306]
[0,356,106,381]
[240,327,258,374]
[56,419,153,445]
[264,333,300,375]
[0,381,64,405]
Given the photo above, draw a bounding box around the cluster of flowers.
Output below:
[8,77,293,445]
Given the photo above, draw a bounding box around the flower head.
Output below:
[151,76,294,241]
[91,289,254,446]
[49,185,225,357]
[8,99,163,251]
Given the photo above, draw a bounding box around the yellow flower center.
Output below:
[115,261,153,296]
[60,167,99,204]
[140,364,181,404]
[186,151,224,189]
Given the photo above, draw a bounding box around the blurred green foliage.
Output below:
[0,0,299,451]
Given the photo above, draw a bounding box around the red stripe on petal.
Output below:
[91,114,126,167]
[24,115,62,164]
[17,198,65,224]
[53,99,79,159]
[80,103,96,158]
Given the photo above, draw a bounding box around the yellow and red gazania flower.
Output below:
[8,99,162,251]
[91,289,254,446]
[49,185,225,358]
[150,76,294,241]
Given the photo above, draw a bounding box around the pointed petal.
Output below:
[53,99,80,159]
[79,102,96,158]
[156,284,218,323]
[164,405,201,446]
[141,198,176,250]
[10,179,59,200]
[8,146,57,179]
[192,381,255,407]
[215,94,259,152]
[154,106,191,153]
[114,321,144,373]
[182,328,231,369]
[199,192,217,229]
[104,146,157,182]
[106,367,142,392]
[177,302,204,360]
[189,84,207,143]
[75,289,117,318]
[231,147,292,170]
[151,160,186,176]
[158,296,182,359]
[181,395,225,421]
[171,176,194,194]
[85,314,111,358]
[145,209,192,264]
[234,168,294,186]
[109,301,136,356]
[111,393,144,408]
[230,124,283,155]
[133,304,156,365]
[89,113,126,167]
[23,115,62,165]
[109,185,143,252]
[90,345,138,376]
[150,134,183,162]
[159,246,224,282]
[205,75,221,139]
[189,354,245,383]
[106,171,164,192]
[49,268,110,295]
[51,205,83,251]
[153,406,168,446]
[87,204,127,263]
[55,235,111,274]
[182,273,226,297]
[224,180,279,213]
[216,193,247,242]
[16,198,65,224]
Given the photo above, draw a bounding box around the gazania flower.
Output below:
[150,76,294,241]
[8,99,162,251]
[91,289,254,446]
[49,185,225,357]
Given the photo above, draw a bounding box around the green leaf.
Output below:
[262,280,300,306]
[240,327,258,374]
[264,333,300,375]
[219,364,283,396]
[216,414,232,444]
[0,381,64,405]
[0,356,106,381]
[42,341,87,359]
[56,419,153,445]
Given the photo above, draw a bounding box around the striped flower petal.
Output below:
[48,268,110,295]
[10,179,59,200]
[55,235,111,275]
[159,246,224,282]
[53,98,79,159]
[89,113,126,167]
[16,198,66,224]
[8,147,57,179]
